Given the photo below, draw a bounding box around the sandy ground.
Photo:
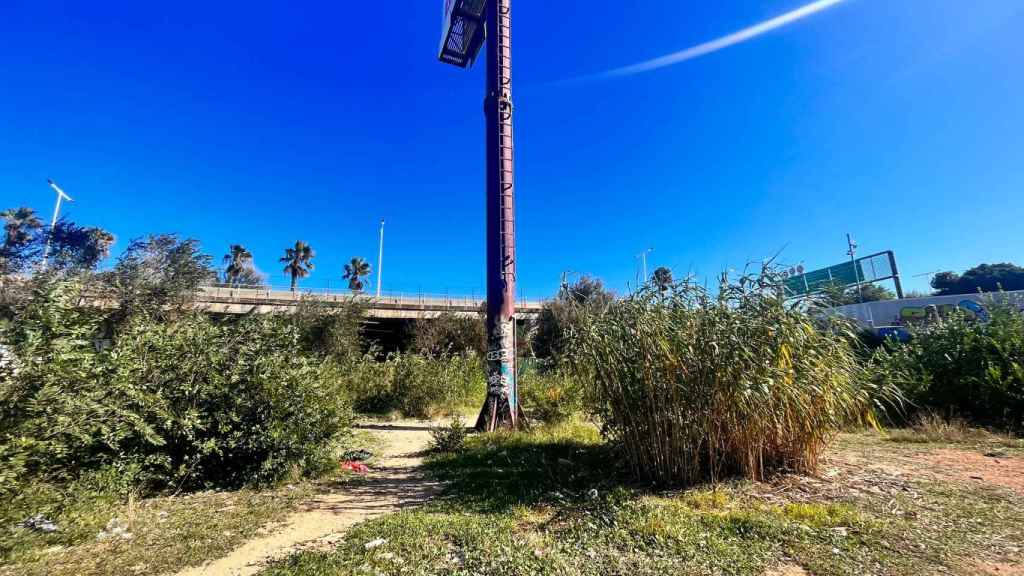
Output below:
[176,421,440,576]
[921,448,1024,496]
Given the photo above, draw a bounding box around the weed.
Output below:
[429,416,469,453]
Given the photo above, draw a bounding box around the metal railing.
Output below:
[198,283,543,310]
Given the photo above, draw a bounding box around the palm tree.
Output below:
[222,244,253,286]
[343,257,372,292]
[280,241,314,292]
[652,266,674,292]
[1,207,43,275]
[1,207,43,249]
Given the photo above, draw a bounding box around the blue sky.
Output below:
[1,0,1022,298]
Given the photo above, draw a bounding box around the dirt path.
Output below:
[176,421,440,576]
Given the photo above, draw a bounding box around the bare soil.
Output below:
[175,420,439,576]
[920,449,1024,496]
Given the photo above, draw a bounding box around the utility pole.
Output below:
[846,233,863,303]
[42,179,72,267]
[438,0,519,430]
[479,0,519,431]
[376,219,385,298]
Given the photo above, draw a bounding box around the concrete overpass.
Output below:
[196,285,545,319]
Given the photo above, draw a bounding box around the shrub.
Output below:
[532,275,613,364]
[571,277,899,485]
[412,312,486,357]
[518,366,584,424]
[287,297,366,361]
[0,278,353,492]
[429,416,469,453]
[344,353,485,418]
[872,301,1024,429]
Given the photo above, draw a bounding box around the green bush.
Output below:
[872,302,1024,429]
[429,416,469,453]
[518,366,584,424]
[0,279,353,493]
[411,312,486,357]
[570,278,899,485]
[344,353,485,418]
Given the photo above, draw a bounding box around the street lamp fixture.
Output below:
[438,0,486,68]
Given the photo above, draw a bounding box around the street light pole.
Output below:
[846,233,863,303]
[438,0,519,431]
[637,247,653,287]
[479,0,519,431]
[376,219,385,298]
[42,179,72,268]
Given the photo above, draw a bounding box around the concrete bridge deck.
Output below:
[197,286,544,319]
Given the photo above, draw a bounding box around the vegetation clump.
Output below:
[429,416,469,453]
[0,279,353,494]
[873,300,1024,429]
[518,367,584,425]
[344,352,485,418]
[571,273,899,485]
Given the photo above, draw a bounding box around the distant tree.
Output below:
[413,311,487,357]
[533,275,614,363]
[904,290,929,299]
[231,266,268,288]
[652,266,673,291]
[931,263,1024,295]
[0,207,43,275]
[108,234,216,318]
[280,241,315,292]
[854,283,896,303]
[343,257,371,292]
[819,281,895,306]
[222,244,254,285]
[930,271,961,295]
[42,219,115,273]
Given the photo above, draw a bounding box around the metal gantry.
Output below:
[439,0,520,430]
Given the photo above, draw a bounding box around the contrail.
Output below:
[569,0,845,82]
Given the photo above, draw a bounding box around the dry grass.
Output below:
[888,412,1019,446]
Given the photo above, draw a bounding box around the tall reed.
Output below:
[570,273,899,485]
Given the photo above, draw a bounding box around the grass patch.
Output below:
[262,424,1024,576]
[423,419,613,512]
[1,432,382,576]
[1,485,310,576]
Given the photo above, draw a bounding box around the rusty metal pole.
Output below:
[475,0,518,431]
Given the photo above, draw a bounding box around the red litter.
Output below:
[340,461,370,473]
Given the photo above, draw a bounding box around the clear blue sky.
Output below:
[2,0,1022,298]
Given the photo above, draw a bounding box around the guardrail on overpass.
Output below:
[197,285,545,319]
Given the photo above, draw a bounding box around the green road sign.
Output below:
[784,260,866,297]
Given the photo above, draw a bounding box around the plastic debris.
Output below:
[364,538,388,549]
[18,514,58,533]
[96,517,133,541]
[341,461,370,473]
[341,448,374,462]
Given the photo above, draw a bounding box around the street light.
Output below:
[439,0,519,431]
[376,219,385,298]
[42,179,73,267]
[636,247,654,287]
[846,233,863,303]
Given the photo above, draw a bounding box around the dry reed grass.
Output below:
[570,272,900,485]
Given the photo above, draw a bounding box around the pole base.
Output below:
[473,394,527,432]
